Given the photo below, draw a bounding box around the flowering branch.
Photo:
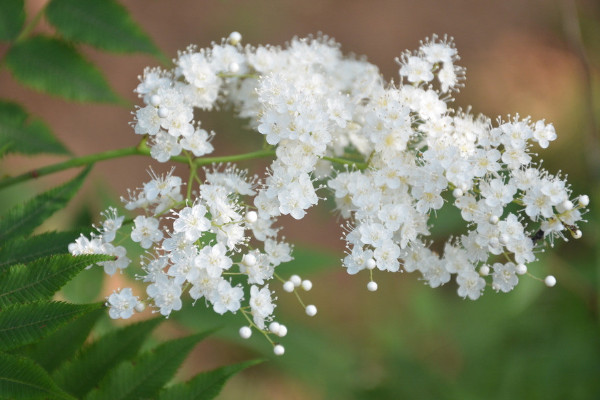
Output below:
[65,31,589,356]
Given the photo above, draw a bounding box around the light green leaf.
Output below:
[0,100,69,156]
[85,331,212,400]
[46,0,163,58]
[52,318,162,398]
[5,36,121,103]
[21,308,105,373]
[0,254,111,306]
[0,352,76,400]
[157,359,263,400]
[0,166,91,243]
[0,0,25,41]
[0,230,84,270]
[0,301,101,351]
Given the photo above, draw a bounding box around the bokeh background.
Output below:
[1,0,599,399]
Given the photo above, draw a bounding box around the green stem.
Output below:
[16,4,47,43]
[0,146,146,190]
[321,155,368,170]
[0,142,372,191]
[193,149,276,166]
[0,145,276,191]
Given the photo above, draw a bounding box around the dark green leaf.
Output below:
[0,254,111,306]
[22,308,105,373]
[0,301,101,351]
[0,230,85,270]
[5,36,121,103]
[46,0,163,58]
[157,359,263,400]
[85,331,212,400]
[0,100,69,156]
[53,318,162,398]
[0,352,76,400]
[0,166,91,242]
[0,0,25,41]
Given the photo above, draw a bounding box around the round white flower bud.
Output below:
[273,344,285,356]
[367,281,378,292]
[277,324,288,337]
[515,264,527,275]
[245,211,258,224]
[579,195,589,207]
[544,275,557,287]
[452,188,463,198]
[239,326,252,339]
[305,305,317,317]
[283,281,295,293]
[150,94,161,107]
[229,62,240,73]
[479,265,490,276]
[269,322,281,333]
[572,229,582,239]
[499,234,509,245]
[290,275,301,286]
[301,280,312,291]
[242,253,257,267]
[489,215,499,225]
[366,258,376,270]
[157,107,169,118]
[228,31,242,45]
[562,200,573,210]
[134,302,145,313]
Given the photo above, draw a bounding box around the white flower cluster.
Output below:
[71,32,587,353]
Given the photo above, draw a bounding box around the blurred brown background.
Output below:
[1,1,599,399]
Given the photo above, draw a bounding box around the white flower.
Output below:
[533,120,557,148]
[374,239,401,272]
[98,243,130,275]
[212,280,244,315]
[107,288,139,319]
[399,56,434,83]
[146,273,183,316]
[492,262,518,293]
[180,128,214,157]
[456,270,486,300]
[264,239,293,266]
[131,216,163,249]
[173,204,210,242]
[98,207,124,243]
[343,246,374,275]
[249,285,275,329]
[195,243,232,278]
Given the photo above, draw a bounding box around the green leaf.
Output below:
[85,331,211,400]
[157,359,263,400]
[0,301,101,351]
[0,100,69,156]
[0,0,25,41]
[46,0,163,58]
[5,36,121,103]
[0,352,76,400]
[53,318,162,398]
[0,230,87,270]
[0,254,111,306]
[0,166,91,243]
[22,308,105,373]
